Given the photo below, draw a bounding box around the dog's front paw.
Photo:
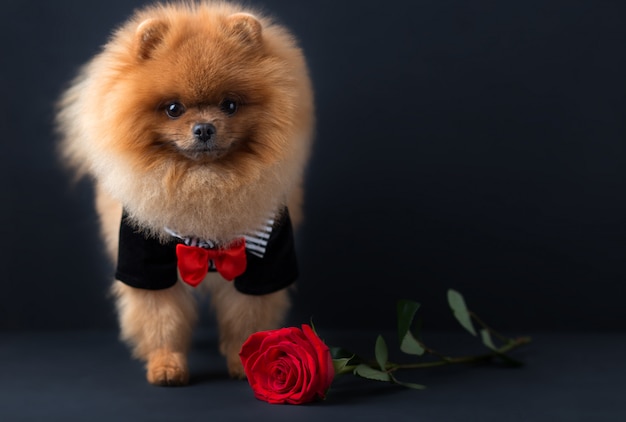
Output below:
[226,351,246,379]
[146,350,189,386]
[220,341,246,379]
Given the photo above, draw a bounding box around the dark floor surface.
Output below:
[1,330,624,422]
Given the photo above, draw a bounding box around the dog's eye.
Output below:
[220,99,238,116]
[165,102,186,119]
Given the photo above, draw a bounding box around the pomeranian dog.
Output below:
[56,1,313,385]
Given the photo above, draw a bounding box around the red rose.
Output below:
[239,324,335,404]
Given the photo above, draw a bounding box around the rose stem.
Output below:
[385,336,532,371]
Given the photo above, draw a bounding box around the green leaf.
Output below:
[389,373,427,390]
[397,300,421,339]
[375,335,388,371]
[397,300,425,355]
[329,346,354,360]
[332,356,355,375]
[480,328,497,350]
[353,364,391,382]
[329,346,363,374]
[447,289,477,336]
[400,331,426,356]
[480,329,524,367]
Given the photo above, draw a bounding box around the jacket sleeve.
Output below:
[234,208,299,295]
[115,212,179,290]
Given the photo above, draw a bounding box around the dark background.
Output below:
[2,2,626,421]
[1,0,625,333]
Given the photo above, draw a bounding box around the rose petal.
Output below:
[239,325,336,405]
[302,324,334,397]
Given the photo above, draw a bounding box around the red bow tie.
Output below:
[175,239,247,287]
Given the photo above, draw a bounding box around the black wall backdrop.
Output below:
[1,0,625,332]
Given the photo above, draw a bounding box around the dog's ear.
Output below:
[227,13,262,44]
[135,18,169,60]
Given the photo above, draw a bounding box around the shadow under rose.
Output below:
[323,377,413,405]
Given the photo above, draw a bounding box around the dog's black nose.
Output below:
[192,123,217,143]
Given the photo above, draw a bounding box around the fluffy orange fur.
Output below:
[57,1,313,385]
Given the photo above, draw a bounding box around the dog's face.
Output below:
[58,4,313,239]
[158,97,243,161]
[107,13,296,172]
